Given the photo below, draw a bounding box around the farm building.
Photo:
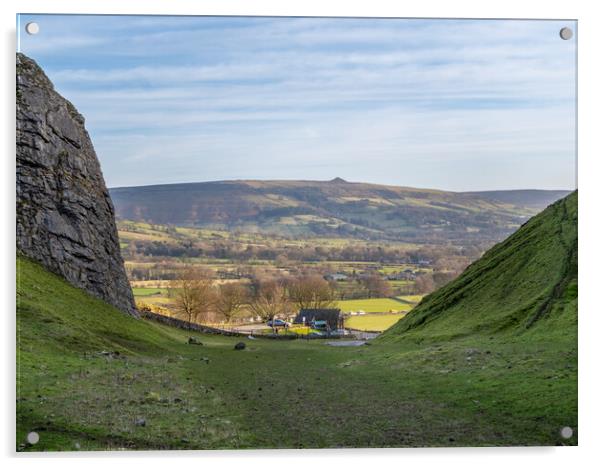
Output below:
[386,271,415,281]
[293,308,344,331]
[325,273,348,281]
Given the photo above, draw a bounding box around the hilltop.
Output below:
[383,191,577,341]
[110,179,570,244]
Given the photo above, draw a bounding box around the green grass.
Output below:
[285,325,322,336]
[338,298,412,313]
[396,295,424,304]
[132,287,168,297]
[17,247,577,450]
[345,314,405,332]
[386,191,578,342]
[132,287,173,307]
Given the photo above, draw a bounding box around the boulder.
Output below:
[234,342,246,350]
[134,418,146,427]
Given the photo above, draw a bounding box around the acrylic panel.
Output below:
[16,14,577,451]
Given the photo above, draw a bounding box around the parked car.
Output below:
[310,320,328,330]
[267,319,290,328]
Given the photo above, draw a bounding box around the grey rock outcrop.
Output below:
[16,53,137,317]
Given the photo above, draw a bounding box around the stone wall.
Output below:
[138,310,238,334]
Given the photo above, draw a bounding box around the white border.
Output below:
[2,1,600,465]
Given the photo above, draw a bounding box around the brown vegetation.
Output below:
[170,268,215,324]
[287,275,337,311]
[249,280,292,326]
[215,282,249,323]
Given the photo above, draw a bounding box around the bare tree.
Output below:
[249,280,291,331]
[360,273,392,298]
[287,275,337,311]
[170,268,215,325]
[216,282,248,324]
[414,274,435,294]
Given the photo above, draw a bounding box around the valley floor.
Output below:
[16,257,577,450]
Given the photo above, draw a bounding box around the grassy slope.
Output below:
[384,191,577,342]
[17,257,247,450]
[17,247,577,450]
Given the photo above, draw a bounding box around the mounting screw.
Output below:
[26,431,39,445]
[559,27,573,40]
[560,426,573,439]
[25,22,40,35]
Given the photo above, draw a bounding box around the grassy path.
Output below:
[17,257,577,450]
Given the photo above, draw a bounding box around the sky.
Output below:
[18,15,576,191]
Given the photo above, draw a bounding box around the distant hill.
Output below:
[463,189,572,210]
[110,179,569,244]
[383,191,577,340]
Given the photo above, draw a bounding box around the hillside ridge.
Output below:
[110,179,570,244]
[383,191,577,340]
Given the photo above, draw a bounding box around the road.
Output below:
[230,324,380,340]
[229,323,270,334]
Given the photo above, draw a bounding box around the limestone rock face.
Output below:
[16,53,137,317]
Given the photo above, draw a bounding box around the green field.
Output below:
[396,295,424,304]
[135,297,173,308]
[132,292,417,321]
[132,287,168,297]
[17,253,577,449]
[345,314,405,331]
[132,288,173,308]
[337,298,412,313]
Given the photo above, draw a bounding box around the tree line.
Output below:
[169,270,349,328]
[125,238,481,264]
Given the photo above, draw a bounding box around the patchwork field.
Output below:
[132,286,419,332]
[111,180,568,244]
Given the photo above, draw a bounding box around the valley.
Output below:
[115,184,568,333]
[117,219,463,332]
[16,187,578,450]
[16,250,577,450]
[15,50,578,452]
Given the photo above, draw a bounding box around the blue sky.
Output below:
[18,15,576,191]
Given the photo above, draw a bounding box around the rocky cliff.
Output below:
[16,53,137,317]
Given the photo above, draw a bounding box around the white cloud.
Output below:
[19,15,576,190]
